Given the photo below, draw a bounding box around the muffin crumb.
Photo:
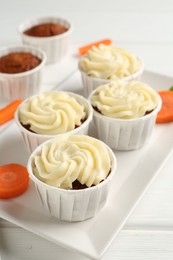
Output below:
[0,52,41,74]
[24,23,68,37]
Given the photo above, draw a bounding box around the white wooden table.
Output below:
[1,0,173,259]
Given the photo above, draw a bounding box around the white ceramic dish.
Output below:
[0,70,173,259]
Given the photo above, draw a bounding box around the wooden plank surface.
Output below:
[1,228,173,260]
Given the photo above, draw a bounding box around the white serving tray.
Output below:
[0,69,173,259]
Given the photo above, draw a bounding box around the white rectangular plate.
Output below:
[0,69,173,259]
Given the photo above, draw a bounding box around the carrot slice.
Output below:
[156,90,173,123]
[79,38,112,55]
[0,99,22,125]
[0,164,29,199]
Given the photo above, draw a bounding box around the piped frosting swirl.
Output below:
[19,91,86,135]
[79,44,142,79]
[33,135,112,189]
[90,81,160,119]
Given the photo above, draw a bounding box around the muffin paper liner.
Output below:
[27,138,117,222]
[19,17,73,64]
[80,61,144,97]
[91,98,162,151]
[0,45,46,101]
[34,177,111,221]
[15,92,93,154]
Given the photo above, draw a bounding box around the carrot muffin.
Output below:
[79,44,142,80]
[91,81,159,119]
[15,91,93,153]
[33,135,112,189]
[19,91,87,135]
[27,135,117,221]
[79,44,143,97]
[89,80,162,150]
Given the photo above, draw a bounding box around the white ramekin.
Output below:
[27,136,117,222]
[18,16,73,64]
[15,91,93,154]
[0,45,46,101]
[79,60,144,97]
[89,90,162,151]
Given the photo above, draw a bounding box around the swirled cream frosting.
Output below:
[79,44,142,79]
[33,135,111,189]
[90,81,159,119]
[19,91,86,135]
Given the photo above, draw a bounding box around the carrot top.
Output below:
[0,164,29,199]
[156,90,173,123]
[78,38,112,55]
[0,99,22,125]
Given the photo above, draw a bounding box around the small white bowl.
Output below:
[89,88,162,151]
[15,92,93,154]
[79,59,144,97]
[18,16,73,64]
[27,136,117,222]
[0,45,46,101]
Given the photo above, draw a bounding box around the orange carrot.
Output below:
[156,90,173,123]
[78,38,112,55]
[0,164,29,199]
[0,99,22,125]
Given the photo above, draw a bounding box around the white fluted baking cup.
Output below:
[15,92,93,154]
[79,60,144,97]
[89,92,162,151]
[0,45,46,101]
[27,137,117,222]
[18,16,73,64]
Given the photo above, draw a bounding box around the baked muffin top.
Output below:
[32,135,112,189]
[19,91,87,135]
[79,44,142,79]
[90,80,160,119]
[24,23,68,37]
[0,52,41,74]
